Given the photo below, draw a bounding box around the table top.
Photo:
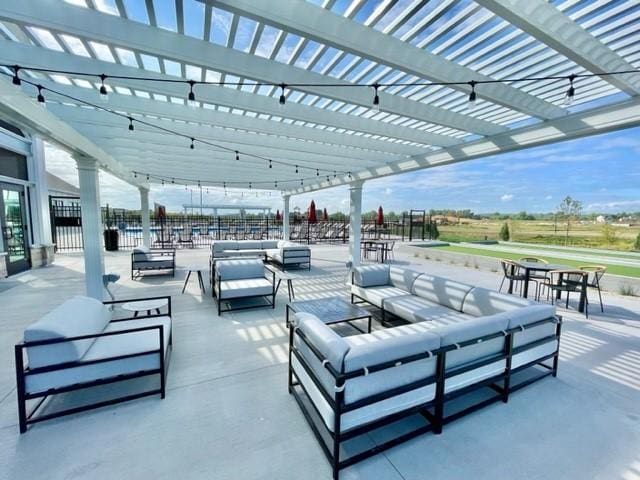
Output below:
[121,298,169,312]
[180,265,205,272]
[362,239,394,244]
[516,261,570,271]
[288,297,370,324]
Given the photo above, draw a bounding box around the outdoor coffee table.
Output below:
[286,296,372,334]
[181,265,206,294]
[121,298,168,317]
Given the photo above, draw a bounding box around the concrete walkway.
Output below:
[0,245,639,480]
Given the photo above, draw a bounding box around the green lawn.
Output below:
[502,243,640,260]
[431,245,640,278]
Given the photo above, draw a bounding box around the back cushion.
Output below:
[411,275,474,311]
[24,296,111,368]
[353,265,390,287]
[433,312,511,369]
[343,325,441,404]
[237,240,263,250]
[389,266,423,292]
[133,246,151,260]
[461,287,533,317]
[261,240,279,249]
[212,241,238,253]
[507,304,557,349]
[216,259,265,280]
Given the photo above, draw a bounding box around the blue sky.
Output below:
[45,126,640,215]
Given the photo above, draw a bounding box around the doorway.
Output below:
[0,183,30,275]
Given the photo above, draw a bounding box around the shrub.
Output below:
[499,222,510,241]
[635,232,640,251]
[619,284,638,297]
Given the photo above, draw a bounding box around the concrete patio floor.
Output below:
[0,244,639,480]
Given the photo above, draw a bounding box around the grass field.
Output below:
[432,244,640,278]
[436,219,640,251]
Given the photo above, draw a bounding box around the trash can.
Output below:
[104,229,119,251]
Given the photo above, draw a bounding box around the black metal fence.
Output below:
[51,200,424,252]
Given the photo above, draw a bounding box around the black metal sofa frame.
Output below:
[14,295,172,433]
[131,248,176,279]
[288,314,562,480]
[212,261,277,315]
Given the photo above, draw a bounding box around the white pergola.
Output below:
[0,0,638,297]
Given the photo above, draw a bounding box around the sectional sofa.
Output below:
[289,264,561,479]
[210,239,311,271]
[14,295,172,433]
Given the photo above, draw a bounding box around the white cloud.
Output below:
[500,194,514,202]
[545,195,553,200]
[586,200,640,212]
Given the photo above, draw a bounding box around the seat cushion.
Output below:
[270,253,309,264]
[351,285,408,308]
[25,316,171,395]
[389,266,423,292]
[461,287,534,317]
[219,278,273,299]
[352,265,390,288]
[261,240,279,249]
[25,296,111,369]
[133,259,174,269]
[236,240,263,250]
[216,259,265,280]
[410,274,474,311]
[212,241,238,254]
[383,295,473,324]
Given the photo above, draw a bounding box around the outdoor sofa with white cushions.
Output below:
[131,245,176,279]
[289,264,561,479]
[210,240,311,271]
[15,295,172,433]
[212,258,276,315]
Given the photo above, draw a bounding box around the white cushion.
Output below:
[383,295,472,324]
[25,296,111,369]
[25,316,171,394]
[389,266,423,292]
[236,240,263,250]
[270,253,309,264]
[353,265,390,288]
[461,287,533,317]
[215,259,265,280]
[350,285,408,308]
[219,278,272,299]
[411,275,474,311]
[212,241,238,253]
[261,240,279,249]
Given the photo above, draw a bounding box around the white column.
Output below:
[349,181,364,266]
[139,187,150,248]
[282,195,290,240]
[27,135,52,245]
[76,156,104,299]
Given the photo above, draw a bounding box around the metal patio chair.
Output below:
[579,265,606,312]
[545,269,590,318]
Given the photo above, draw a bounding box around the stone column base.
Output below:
[30,244,56,267]
[0,253,7,278]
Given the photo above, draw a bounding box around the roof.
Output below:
[0,0,638,195]
[46,171,79,196]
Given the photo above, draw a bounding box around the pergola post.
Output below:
[27,135,54,266]
[349,181,364,266]
[139,187,150,248]
[75,155,105,299]
[282,195,290,240]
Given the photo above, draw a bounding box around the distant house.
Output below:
[595,215,606,224]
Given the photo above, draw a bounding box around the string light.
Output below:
[295,165,298,174]
[564,74,576,106]
[99,74,108,103]
[468,80,477,110]
[279,83,286,107]
[235,150,239,161]
[187,80,197,108]
[269,160,272,169]
[190,137,195,149]
[372,83,380,113]
[316,169,319,176]
[36,85,45,105]
[128,116,134,131]
[11,65,21,86]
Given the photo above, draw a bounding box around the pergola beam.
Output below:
[0,0,506,137]
[475,0,640,96]
[0,39,451,149]
[285,97,640,194]
[206,0,566,120]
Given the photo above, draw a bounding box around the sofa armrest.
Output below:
[352,264,391,287]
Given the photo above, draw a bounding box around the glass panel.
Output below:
[3,190,26,263]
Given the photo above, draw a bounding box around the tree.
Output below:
[601,223,617,245]
[499,222,510,241]
[557,196,583,245]
[428,222,440,240]
[634,232,640,251]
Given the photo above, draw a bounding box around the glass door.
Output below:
[0,183,30,275]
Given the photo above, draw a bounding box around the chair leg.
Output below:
[499,276,505,293]
[597,287,604,312]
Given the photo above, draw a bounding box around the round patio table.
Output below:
[121,298,168,317]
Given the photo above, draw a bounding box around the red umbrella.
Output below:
[275,210,281,221]
[308,200,317,223]
[376,206,384,225]
[323,208,329,221]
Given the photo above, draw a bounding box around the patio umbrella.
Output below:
[308,200,317,223]
[275,209,281,221]
[376,206,384,225]
[323,208,329,221]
